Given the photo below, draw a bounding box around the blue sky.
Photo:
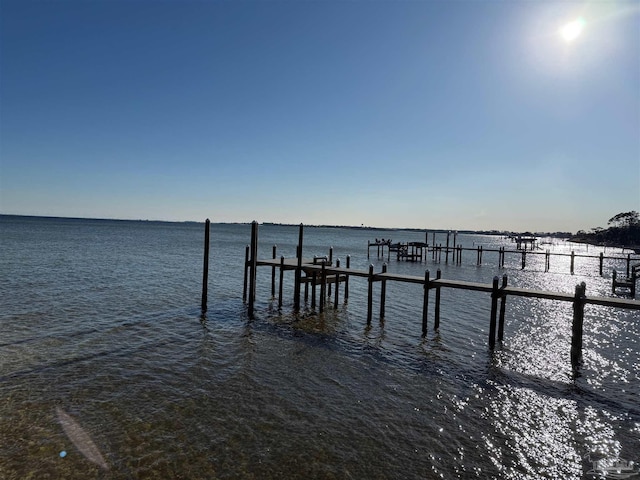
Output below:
[1,0,638,232]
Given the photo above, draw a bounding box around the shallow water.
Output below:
[1,216,638,478]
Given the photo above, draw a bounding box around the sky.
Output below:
[1,0,639,232]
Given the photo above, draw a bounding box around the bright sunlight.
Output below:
[560,17,586,42]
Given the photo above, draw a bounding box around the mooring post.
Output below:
[248,221,258,318]
[446,231,450,263]
[599,252,604,276]
[327,247,334,297]
[334,259,340,308]
[201,219,210,312]
[367,241,370,260]
[521,250,526,270]
[271,245,277,296]
[480,246,483,264]
[498,274,507,342]
[476,246,481,266]
[345,255,351,300]
[571,282,586,374]
[320,261,326,312]
[367,264,374,325]
[293,223,304,311]
[311,271,317,309]
[545,250,550,272]
[380,263,387,319]
[612,270,617,294]
[489,276,499,349]
[570,251,575,275]
[626,254,631,278]
[243,245,250,302]
[278,256,284,309]
[434,269,442,330]
[422,270,430,336]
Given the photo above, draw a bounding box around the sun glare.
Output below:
[560,18,585,42]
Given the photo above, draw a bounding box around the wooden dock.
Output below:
[368,233,639,279]
[237,222,640,376]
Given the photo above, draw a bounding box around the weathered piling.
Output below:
[434,269,442,330]
[571,282,586,373]
[345,256,351,300]
[521,250,526,270]
[489,276,499,349]
[293,223,304,311]
[422,270,430,336]
[319,261,326,312]
[498,275,508,341]
[201,219,210,312]
[380,263,387,318]
[599,252,604,276]
[334,259,341,308]
[243,245,249,302]
[278,256,284,309]
[367,264,374,325]
[271,245,277,296]
[248,221,258,317]
[570,251,575,275]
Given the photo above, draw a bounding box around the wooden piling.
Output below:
[627,254,631,278]
[367,265,374,325]
[422,270,430,336]
[521,250,526,270]
[201,219,210,312]
[243,245,249,302]
[498,275,507,342]
[320,261,326,312]
[293,223,304,311]
[599,252,604,276]
[489,276,499,349]
[271,245,277,296]
[334,259,340,308]
[328,247,333,297]
[311,270,317,309]
[570,251,575,275]
[446,232,450,264]
[434,269,442,330]
[380,263,387,319]
[571,282,586,373]
[345,255,350,300]
[248,221,258,318]
[278,256,284,309]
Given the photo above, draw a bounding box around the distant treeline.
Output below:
[570,211,640,250]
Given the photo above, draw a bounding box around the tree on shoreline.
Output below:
[572,211,640,249]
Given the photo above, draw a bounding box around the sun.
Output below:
[560,17,586,42]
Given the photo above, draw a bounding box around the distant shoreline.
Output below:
[0,213,572,237]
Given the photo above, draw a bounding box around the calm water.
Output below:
[1,215,638,479]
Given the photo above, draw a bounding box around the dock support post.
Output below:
[612,270,617,294]
[489,276,499,349]
[599,252,604,276]
[248,221,258,318]
[476,246,481,266]
[278,256,284,309]
[380,263,387,319]
[328,247,333,297]
[521,250,526,270]
[445,232,450,264]
[320,261,326,312]
[243,245,250,302]
[311,271,317,309]
[367,264,374,325]
[271,245,277,296]
[571,282,586,374]
[334,259,340,309]
[434,269,442,330]
[422,270,430,336]
[570,251,575,275]
[201,219,210,312]
[293,223,304,311]
[626,254,631,278]
[545,250,550,272]
[345,255,350,300]
[498,275,507,342]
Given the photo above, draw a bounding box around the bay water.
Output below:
[1,215,638,479]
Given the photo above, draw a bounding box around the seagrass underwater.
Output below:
[1,215,638,478]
